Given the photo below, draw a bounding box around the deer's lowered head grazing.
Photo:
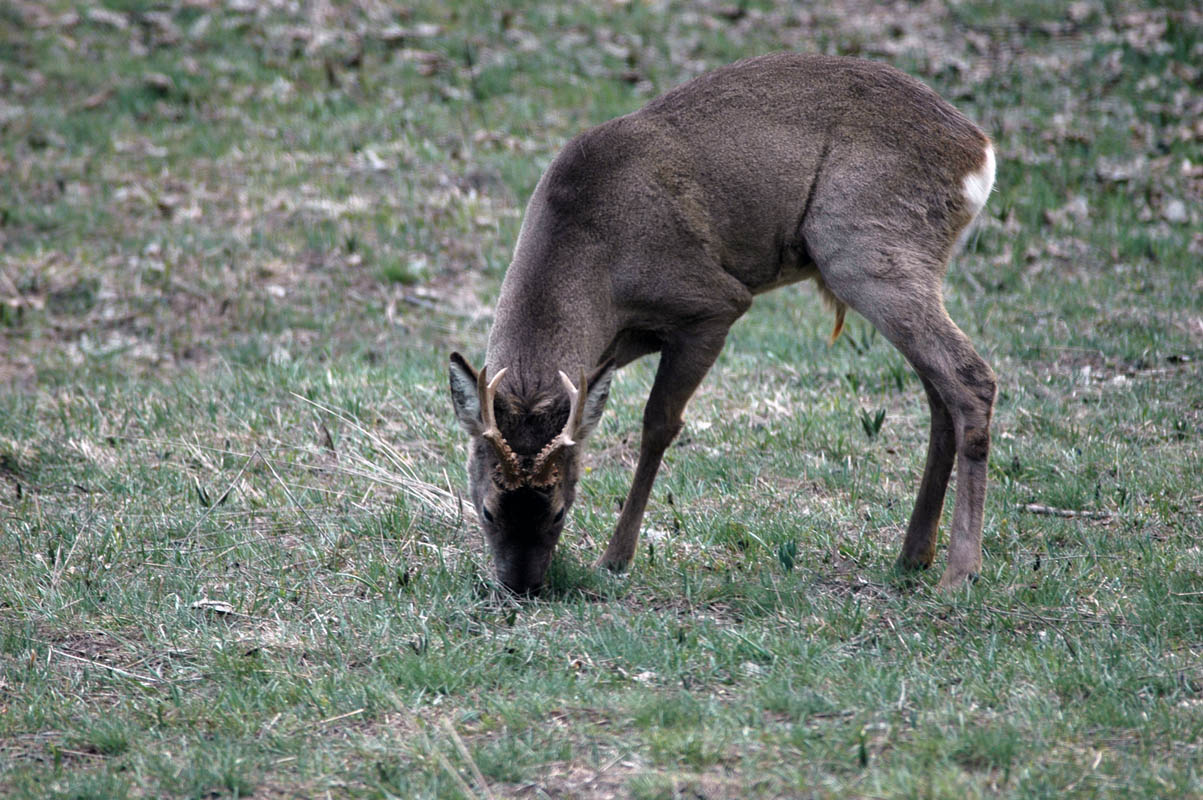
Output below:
[449,353,614,593]
[450,53,998,594]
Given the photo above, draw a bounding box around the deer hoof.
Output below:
[936,568,980,590]
[595,555,633,573]
[894,553,933,572]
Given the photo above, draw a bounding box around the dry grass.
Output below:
[2,1,1202,798]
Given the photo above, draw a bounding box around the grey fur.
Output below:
[450,53,997,593]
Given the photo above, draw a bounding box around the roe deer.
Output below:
[449,53,997,594]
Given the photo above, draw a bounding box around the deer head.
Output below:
[448,352,614,593]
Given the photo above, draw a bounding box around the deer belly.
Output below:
[751,263,820,294]
[748,237,819,295]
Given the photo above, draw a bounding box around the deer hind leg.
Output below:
[897,374,956,570]
[819,255,996,589]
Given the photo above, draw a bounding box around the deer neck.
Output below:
[485,250,613,394]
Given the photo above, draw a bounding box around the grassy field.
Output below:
[2,1,1201,797]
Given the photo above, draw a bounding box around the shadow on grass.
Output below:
[538,552,627,603]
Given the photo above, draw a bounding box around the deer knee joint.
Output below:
[643,415,684,451]
[978,371,998,408]
[961,427,990,462]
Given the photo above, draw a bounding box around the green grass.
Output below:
[2,1,1202,797]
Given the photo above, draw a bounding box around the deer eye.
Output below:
[482,508,495,523]
[552,508,565,524]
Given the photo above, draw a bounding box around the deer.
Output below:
[449,53,997,594]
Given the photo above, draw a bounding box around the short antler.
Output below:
[529,368,586,486]
[478,365,523,488]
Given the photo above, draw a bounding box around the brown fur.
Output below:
[450,53,997,593]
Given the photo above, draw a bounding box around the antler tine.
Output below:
[571,366,588,436]
[477,366,508,431]
[554,370,582,447]
[530,367,587,484]
[477,365,522,487]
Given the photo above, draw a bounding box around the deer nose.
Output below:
[497,556,550,595]
[500,572,543,595]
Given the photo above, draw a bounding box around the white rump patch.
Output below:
[962,143,996,218]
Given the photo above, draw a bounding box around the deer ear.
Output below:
[575,358,615,441]
[449,352,483,435]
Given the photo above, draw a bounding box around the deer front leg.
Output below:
[598,328,732,571]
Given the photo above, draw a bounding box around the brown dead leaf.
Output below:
[191,598,236,616]
[143,11,181,45]
[377,23,443,45]
[144,72,176,94]
[0,100,25,125]
[27,9,80,28]
[84,6,128,30]
[397,49,444,76]
[82,88,114,110]
[1161,198,1189,224]
[1096,156,1146,183]
[1044,195,1090,227]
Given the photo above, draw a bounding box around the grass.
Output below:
[2,0,1202,797]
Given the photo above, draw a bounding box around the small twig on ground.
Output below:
[1019,503,1114,521]
[317,418,338,461]
[1014,598,1079,659]
[390,705,484,800]
[433,745,481,800]
[982,604,1127,628]
[316,707,364,728]
[49,647,160,686]
[442,717,497,800]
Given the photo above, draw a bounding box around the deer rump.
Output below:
[450,53,997,594]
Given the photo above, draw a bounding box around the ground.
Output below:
[1,1,1201,798]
